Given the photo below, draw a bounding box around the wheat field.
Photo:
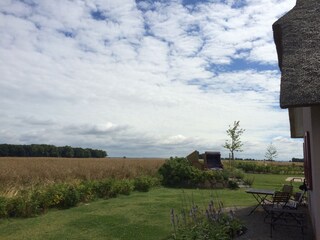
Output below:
[0,157,166,196]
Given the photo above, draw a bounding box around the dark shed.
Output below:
[201,152,223,169]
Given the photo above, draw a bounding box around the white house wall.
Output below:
[302,106,320,239]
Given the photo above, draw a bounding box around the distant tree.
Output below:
[48,145,60,157]
[61,146,74,158]
[292,157,304,162]
[223,121,245,162]
[83,149,92,158]
[73,148,85,158]
[15,145,26,156]
[0,144,107,158]
[0,144,9,156]
[265,143,278,161]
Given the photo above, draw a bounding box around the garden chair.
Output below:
[264,191,291,221]
[285,180,308,210]
[286,189,307,209]
[281,184,293,195]
[270,191,291,209]
[264,191,306,237]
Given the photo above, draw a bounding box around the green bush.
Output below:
[44,184,68,208]
[6,196,25,218]
[0,196,7,218]
[206,169,230,182]
[158,157,230,188]
[228,180,239,190]
[158,157,212,188]
[78,181,98,203]
[0,176,162,219]
[30,188,49,213]
[59,185,80,209]
[230,168,245,179]
[133,176,154,192]
[158,157,196,187]
[243,176,255,186]
[6,195,40,218]
[38,183,80,209]
[94,179,118,199]
[234,161,303,175]
[115,179,134,195]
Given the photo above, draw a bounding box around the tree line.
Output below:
[0,144,107,158]
[292,157,304,163]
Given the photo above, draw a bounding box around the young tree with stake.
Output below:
[223,121,245,164]
[265,143,278,161]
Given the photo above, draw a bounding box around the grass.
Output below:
[0,173,304,240]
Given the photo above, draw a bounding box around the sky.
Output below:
[0,0,301,160]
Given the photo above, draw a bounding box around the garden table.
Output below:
[245,188,275,215]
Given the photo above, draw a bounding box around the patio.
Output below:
[235,206,314,240]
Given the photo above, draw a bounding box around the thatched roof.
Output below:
[273,0,320,109]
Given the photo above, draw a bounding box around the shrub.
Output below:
[208,169,229,182]
[158,157,230,188]
[5,195,40,218]
[158,157,196,187]
[234,161,303,175]
[243,176,255,187]
[228,180,239,190]
[44,184,68,208]
[38,183,80,209]
[77,181,98,203]
[0,196,7,218]
[133,176,154,192]
[230,168,245,179]
[0,176,161,219]
[115,179,134,195]
[59,185,80,209]
[6,196,26,218]
[94,179,118,199]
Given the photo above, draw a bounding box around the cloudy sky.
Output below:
[0,0,301,160]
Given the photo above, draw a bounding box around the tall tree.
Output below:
[265,143,278,161]
[223,121,245,161]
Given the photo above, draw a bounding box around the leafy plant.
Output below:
[158,157,197,187]
[168,198,245,240]
[0,197,7,218]
[0,176,162,219]
[234,162,303,175]
[243,176,255,187]
[6,194,40,218]
[158,157,230,188]
[115,179,134,195]
[227,180,239,190]
[94,179,118,199]
[77,181,98,203]
[133,176,153,192]
[59,185,80,209]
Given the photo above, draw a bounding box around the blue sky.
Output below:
[0,0,301,160]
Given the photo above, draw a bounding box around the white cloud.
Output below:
[0,0,300,159]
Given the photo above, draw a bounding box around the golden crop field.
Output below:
[0,157,166,196]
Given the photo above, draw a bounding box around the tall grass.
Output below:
[0,157,165,197]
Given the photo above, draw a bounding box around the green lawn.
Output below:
[0,174,303,240]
